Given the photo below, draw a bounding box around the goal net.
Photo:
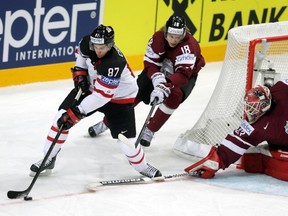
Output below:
[174,21,288,160]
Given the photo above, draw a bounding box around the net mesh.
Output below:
[174,21,288,159]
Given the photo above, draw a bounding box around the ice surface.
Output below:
[1,62,288,216]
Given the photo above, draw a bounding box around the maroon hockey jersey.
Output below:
[218,79,288,167]
[143,30,205,88]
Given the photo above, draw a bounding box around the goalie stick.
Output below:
[7,89,82,200]
[86,172,194,192]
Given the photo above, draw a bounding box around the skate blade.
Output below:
[29,169,52,177]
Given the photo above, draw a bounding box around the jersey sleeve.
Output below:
[221,120,265,155]
[215,120,266,166]
[75,53,88,70]
[78,50,126,115]
[143,32,166,79]
[74,36,91,69]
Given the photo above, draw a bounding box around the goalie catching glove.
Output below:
[57,107,84,130]
[71,67,90,95]
[184,146,225,178]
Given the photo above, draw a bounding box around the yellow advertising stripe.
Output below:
[201,45,227,63]
[0,45,226,87]
[0,62,74,87]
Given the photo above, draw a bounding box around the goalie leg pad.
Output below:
[241,153,265,173]
[242,146,288,181]
[264,149,288,181]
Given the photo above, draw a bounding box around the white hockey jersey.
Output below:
[74,36,138,115]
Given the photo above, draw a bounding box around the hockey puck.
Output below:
[24,196,33,201]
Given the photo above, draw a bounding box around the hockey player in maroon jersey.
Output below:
[88,15,205,147]
[185,79,288,181]
[30,24,162,179]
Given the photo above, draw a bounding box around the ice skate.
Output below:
[88,121,108,137]
[29,155,57,177]
[140,163,163,180]
[184,146,224,179]
[140,127,154,147]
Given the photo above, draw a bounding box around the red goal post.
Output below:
[174,22,288,160]
[247,35,288,91]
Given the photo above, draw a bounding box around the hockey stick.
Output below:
[7,88,82,200]
[86,172,192,192]
[134,100,157,147]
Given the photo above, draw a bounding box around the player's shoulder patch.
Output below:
[240,120,254,135]
[281,79,288,85]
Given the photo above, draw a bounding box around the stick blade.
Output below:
[86,182,103,192]
[7,190,28,199]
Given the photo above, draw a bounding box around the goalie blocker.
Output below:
[241,144,288,181]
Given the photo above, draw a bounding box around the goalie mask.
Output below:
[90,24,115,49]
[244,85,272,124]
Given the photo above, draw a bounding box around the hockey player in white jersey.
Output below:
[30,24,162,179]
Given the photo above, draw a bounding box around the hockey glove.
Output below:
[57,107,84,130]
[150,83,172,104]
[71,67,90,95]
[151,72,166,88]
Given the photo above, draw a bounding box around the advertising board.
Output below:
[0,0,101,70]
[1,0,287,86]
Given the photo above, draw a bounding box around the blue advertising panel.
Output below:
[0,0,101,69]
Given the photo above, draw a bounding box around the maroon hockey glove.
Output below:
[57,107,83,130]
[71,67,90,95]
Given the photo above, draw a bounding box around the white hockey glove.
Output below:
[150,83,172,104]
[151,72,166,88]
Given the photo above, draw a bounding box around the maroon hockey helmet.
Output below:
[90,24,115,48]
[244,85,272,123]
